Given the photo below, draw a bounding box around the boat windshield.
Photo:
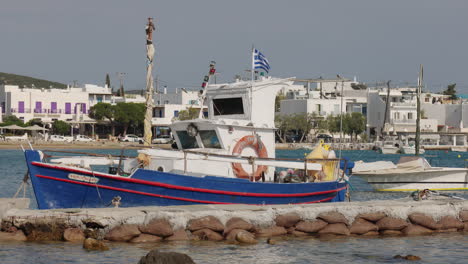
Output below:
[176,131,199,149]
[199,130,221,149]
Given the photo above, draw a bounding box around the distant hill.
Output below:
[0,72,66,89]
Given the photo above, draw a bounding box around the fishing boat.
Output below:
[23,76,352,209]
[355,65,467,191]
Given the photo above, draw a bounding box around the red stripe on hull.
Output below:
[35,174,336,205]
[31,162,346,198]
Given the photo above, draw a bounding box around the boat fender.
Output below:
[232,135,268,181]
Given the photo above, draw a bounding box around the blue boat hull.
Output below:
[24,150,348,209]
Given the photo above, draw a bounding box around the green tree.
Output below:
[346,112,366,140]
[326,115,340,134]
[52,120,70,135]
[25,118,43,127]
[275,92,286,112]
[443,83,457,100]
[0,115,23,126]
[177,108,200,121]
[350,83,368,90]
[89,102,117,136]
[114,103,145,135]
[105,73,111,88]
[275,114,293,143]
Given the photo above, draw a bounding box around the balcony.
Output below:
[390,102,417,108]
[391,118,416,124]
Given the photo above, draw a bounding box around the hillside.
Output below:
[0,72,66,89]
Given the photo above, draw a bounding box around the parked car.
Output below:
[120,134,143,143]
[49,135,72,142]
[316,134,333,142]
[152,135,173,144]
[74,135,94,142]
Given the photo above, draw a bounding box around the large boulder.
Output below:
[255,226,287,237]
[165,229,190,241]
[438,216,464,230]
[295,220,328,233]
[401,224,433,236]
[63,228,85,242]
[130,234,163,243]
[317,212,348,225]
[274,213,301,228]
[459,210,468,222]
[361,231,379,236]
[376,217,408,231]
[235,230,257,244]
[20,222,66,241]
[104,224,141,242]
[187,216,224,232]
[0,230,27,241]
[408,213,441,230]
[225,229,246,241]
[83,238,109,251]
[139,219,174,237]
[138,249,195,264]
[349,218,378,235]
[224,217,253,234]
[318,223,350,236]
[380,230,401,236]
[192,228,223,241]
[357,212,386,222]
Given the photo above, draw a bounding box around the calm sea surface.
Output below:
[0,148,467,264]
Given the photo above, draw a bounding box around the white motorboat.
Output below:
[400,145,425,155]
[450,146,467,152]
[353,156,467,191]
[378,142,400,154]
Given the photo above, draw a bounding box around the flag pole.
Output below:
[250,45,254,119]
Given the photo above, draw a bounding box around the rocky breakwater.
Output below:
[1,198,467,245]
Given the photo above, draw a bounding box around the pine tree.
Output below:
[105,73,111,88]
[443,83,457,100]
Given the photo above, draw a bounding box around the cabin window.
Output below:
[176,131,199,149]
[199,130,221,149]
[212,97,244,116]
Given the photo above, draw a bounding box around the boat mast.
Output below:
[415,64,423,156]
[144,17,156,146]
[381,81,391,137]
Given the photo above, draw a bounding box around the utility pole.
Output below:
[337,74,344,159]
[116,72,126,96]
[415,65,423,156]
[381,81,391,137]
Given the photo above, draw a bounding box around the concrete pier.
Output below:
[1,197,467,243]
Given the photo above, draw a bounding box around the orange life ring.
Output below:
[231,135,268,181]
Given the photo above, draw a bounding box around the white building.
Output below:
[0,83,113,134]
[152,89,208,137]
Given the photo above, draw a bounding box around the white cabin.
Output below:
[138,77,295,180]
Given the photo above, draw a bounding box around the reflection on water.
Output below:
[0,233,467,264]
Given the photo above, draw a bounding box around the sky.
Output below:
[1,0,468,93]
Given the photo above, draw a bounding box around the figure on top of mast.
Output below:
[146,17,155,45]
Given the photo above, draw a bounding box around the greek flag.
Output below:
[253,49,270,73]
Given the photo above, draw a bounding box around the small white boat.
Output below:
[450,146,467,152]
[400,145,425,155]
[378,143,400,154]
[353,156,468,191]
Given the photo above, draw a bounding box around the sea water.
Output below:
[0,149,467,264]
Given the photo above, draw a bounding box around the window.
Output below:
[174,110,179,117]
[176,131,199,149]
[199,130,221,149]
[408,113,413,120]
[212,97,244,116]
